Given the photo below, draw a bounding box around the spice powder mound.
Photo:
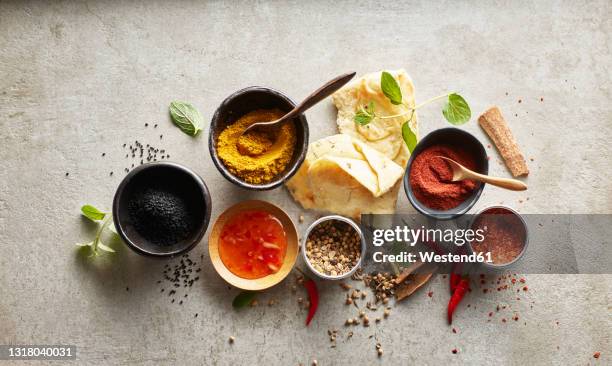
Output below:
[409,144,479,210]
[216,109,296,184]
[305,220,361,277]
[471,208,526,264]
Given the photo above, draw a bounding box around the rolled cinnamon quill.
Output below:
[478,107,529,177]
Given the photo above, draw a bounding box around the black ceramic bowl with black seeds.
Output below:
[208,86,309,190]
[113,162,212,258]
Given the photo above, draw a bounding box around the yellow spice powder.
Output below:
[217,109,296,184]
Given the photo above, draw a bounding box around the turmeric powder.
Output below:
[217,109,296,184]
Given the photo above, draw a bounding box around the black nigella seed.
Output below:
[160,135,163,139]
[154,124,158,128]
[145,123,148,127]
[65,172,69,176]
[110,172,113,176]
[102,153,106,157]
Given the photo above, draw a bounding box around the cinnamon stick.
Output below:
[478,106,529,177]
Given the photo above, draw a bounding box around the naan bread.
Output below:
[286,134,404,219]
[286,70,420,219]
[332,69,418,168]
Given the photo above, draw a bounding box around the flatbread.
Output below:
[332,69,418,168]
[286,134,404,219]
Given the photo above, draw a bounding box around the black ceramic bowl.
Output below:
[403,128,488,220]
[112,162,212,257]
[209,86,309,190]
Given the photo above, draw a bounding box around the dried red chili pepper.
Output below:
[304,278,319,326]
[447,276,469,324]
[449,247,466,294]
[295,268,319,326]
[450,273,461,294]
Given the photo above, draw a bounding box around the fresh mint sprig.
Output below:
[76,204,117,256]
[354,71,472,152]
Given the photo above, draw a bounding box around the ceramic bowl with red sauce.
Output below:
[208,200,299,291]
[404,128,489,220]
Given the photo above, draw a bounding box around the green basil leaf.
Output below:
[442,93,471,125]
[169,101,203,136]
[81,205,105,221]
[232,291,256,309]
[354,101,376,125]
[97,242,115,253]
[354,111,373,125]
[402,122,417,154]
[380,71,403,105]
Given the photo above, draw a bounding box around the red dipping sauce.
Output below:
[218,210,288,279]
[409,144,479,210]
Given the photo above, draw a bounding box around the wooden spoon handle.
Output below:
[279,71,356,123]
[467,171,528,191]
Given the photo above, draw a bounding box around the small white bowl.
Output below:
[302,215,366,280]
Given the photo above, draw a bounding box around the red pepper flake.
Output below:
[511,278,517,284]
[594,352,601,359]
[502,318,507,323]
[483,289,488,294]
[519,278,526,283]
[479,274,485,279]
[480,280,486,285]
[427,291,433,298]
[452,349,458,354]
[488,312,493,317]
[523,286,528,291]
[452,328,457,334]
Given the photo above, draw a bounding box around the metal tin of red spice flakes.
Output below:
[467,205,529,270]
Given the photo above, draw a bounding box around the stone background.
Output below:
[0,1,610,365]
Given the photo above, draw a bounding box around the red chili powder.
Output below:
[470,208,526,264]
[409,144,478,210]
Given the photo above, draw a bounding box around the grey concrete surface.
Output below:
[0,1,611,365]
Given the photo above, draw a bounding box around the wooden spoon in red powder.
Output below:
[409,144,479,210]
